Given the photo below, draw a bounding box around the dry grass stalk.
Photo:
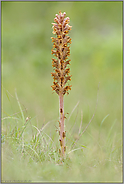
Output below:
[51,11,72,159]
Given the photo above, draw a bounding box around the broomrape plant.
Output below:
[51,11,72,159]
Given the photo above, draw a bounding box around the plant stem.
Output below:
[59,93,65,158]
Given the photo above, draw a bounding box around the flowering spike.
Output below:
[51,11,72,159]
[51,11,72,96]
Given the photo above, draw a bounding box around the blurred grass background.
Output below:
[1,1,122,182]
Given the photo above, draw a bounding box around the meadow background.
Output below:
[1,1,122,182]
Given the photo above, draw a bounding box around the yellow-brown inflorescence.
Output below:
[51,11,72,159]
[51,11,72,96]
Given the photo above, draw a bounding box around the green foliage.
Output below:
[2,1,122,182]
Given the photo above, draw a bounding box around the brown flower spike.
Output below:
[51,11,72,159]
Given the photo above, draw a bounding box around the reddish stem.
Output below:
[59,93,65,158]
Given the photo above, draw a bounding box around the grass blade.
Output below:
[15,90,25,123]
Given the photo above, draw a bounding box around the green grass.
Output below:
[2,92,122,182]
[2,1,122,182]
